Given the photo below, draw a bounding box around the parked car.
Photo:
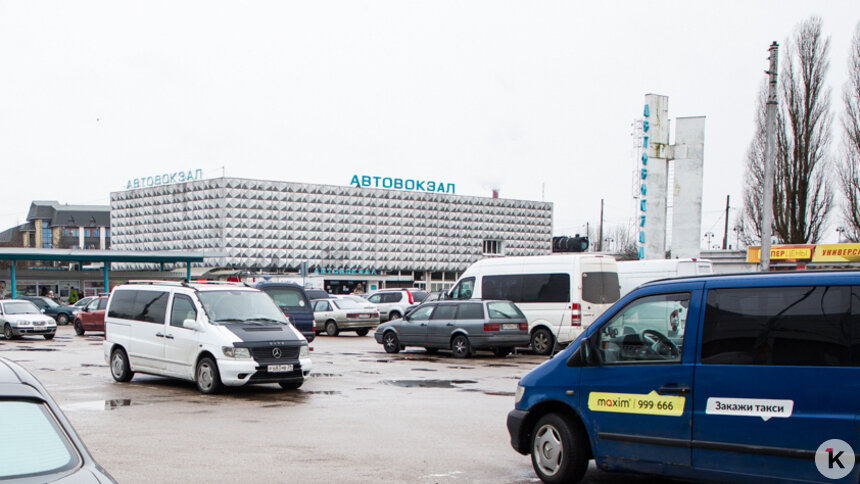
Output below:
[507,270,860,484]
[448,253,620,356]
[255,282,316,342]
[73,296,108,336]
[0,299,57,340]
[20,296,79,325]
[367,289,429,322]
[104,281,311,394]
[0,356,116,482]
[375,300,529,358]
[312,298,380,336]
[72,296,96,309]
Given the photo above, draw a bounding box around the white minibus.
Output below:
[447,254,620,355]
[616,258,713,297]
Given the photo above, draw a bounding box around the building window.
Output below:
[482,239,503,255]
[71,229,79,238]
[41,221,52,248]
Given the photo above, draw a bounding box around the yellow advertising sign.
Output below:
[812,244,860,262]
[587,391,685,417]
[747,246,813,263]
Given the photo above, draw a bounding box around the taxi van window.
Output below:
[702,286,851,366]
[595,293,689,364]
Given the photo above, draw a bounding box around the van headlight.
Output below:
[515,385,525,404]
[222,346,251,359]
[300,345,310,358]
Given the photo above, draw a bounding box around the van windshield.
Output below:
[198,291,288,325]
[582,272,620,304]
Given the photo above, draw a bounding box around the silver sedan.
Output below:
[312,298,380,337]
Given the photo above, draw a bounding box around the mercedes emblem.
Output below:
[272,347,282,359]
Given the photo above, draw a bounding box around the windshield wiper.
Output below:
[246,317,286,324]
[213,318,247,324]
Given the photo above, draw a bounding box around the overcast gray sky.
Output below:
[1,1,858,247]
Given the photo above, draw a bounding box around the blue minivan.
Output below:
[508,271,860,483]
[255,282,315,342]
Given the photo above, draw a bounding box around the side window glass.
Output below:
[456,303,484,319]
[97,298,108,310]
[450,278,475,300]
[702,286,850,366]
[596,293,690,364]
[483,275,522,302]
[134,291,169,324]
[87,299,100,310]
[107,291,136,319]
[320,301,331,312]
[368,295,381,304]
[431,305,458,320]
[409,305,434,321]
[170,295,198,328]
[389,293,402,303]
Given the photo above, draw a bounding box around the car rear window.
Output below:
[263,287,309,309]
[411,291,429,302]
[0,400,80,479]
[487,302,526,319]
[581,272,620,304]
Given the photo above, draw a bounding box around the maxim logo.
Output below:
[596,398,630,408]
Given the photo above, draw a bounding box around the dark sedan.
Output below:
[20,296,79,325]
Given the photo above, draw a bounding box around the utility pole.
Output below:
[722,195,730,250]
[598,199,604,252]
[761,42,779,272]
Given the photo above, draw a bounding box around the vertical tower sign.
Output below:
[639,94,670,259]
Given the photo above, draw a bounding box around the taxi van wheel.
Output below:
[530,413,588,484]
[57,313,69,325]
[356,328,369,337]
[278,380,303,390]
[451,335,472,359]
[531,328,554,356]
[383,331,401,354]
[110,348,134,382]
[195,357,223,394]
[325,321,339,337]
[74,320,85,336]
[43,333,55,340]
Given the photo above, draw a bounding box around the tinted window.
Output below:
[170,295,198,328]
[456,303,484,320]
[411,291,429,302]
[97,298,108,310]
[581,272,620,304]
[384,293,402,303]
[482,275,521,301]
[450,278,475,299]
[431,305,458,320]
[521,274,570,303]
[135,291,169,324]
[702,286,850,366]
[107,291,136,319]
[263,287,309,310]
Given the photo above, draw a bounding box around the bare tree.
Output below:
[741,83,769,244]
[839,23,860,241]
[605,220,638,260]
[742,17,834,244]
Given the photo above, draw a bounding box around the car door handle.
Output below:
[155,333,164,338]
[420,323,427,326]
[657,385,690,396]
[164,334,174,339]
[446,323,454,327]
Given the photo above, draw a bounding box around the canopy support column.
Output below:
[10,261,16,298]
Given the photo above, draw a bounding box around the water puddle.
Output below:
[357,370,380,375]
[483,391,516,397]
[446,366,475,370]
[65,399,134,411]
[383,379,477,389]
[411,368,437,372]
[81,363,108,368]
[310,373,342,377]
[12,347,59,352]
[487,363,516,368]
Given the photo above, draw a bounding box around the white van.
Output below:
[104,281,312,394]
[617,258,713,297]
[447,254,620,355]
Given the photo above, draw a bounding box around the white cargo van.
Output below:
[447,254,620,355]
[617,258,713,297]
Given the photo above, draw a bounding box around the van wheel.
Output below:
[451,335,472,358]
[530,413,588,484]
[278,380,303,390]
[110,348,134,382]
[325,321,339,337]
[383,331,400,353]
[356,328,369,336]
[195,357,223,394]
[74,320,85,336]
[531,328,554,356]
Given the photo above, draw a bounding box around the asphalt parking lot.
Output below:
[0,327,675,483]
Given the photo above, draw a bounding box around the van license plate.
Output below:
[502,323,518,330]
[267,364,293,373]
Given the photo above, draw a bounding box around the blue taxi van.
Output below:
[507,271,860,483]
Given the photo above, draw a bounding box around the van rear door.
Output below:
[579,257,620,328]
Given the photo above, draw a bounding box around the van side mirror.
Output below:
[183,319,200,331]
[569,335,602,367]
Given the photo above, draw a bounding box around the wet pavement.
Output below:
[0,328,682,483]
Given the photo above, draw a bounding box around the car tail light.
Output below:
[571,303,581,327]
[347,313,360,318]
[519,323,528,330]
[484,322,500,331]
[407,291,414,304]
